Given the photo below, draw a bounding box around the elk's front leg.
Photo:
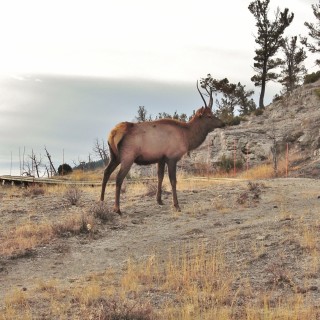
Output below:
[156,160,165,205]
[167,159,181,212]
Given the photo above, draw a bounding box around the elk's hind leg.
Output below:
[167,159,181,212]
[114,160,134,214]
[156,160,165,205]
[100,158,119,201]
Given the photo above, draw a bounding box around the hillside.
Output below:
[189,81,320,177]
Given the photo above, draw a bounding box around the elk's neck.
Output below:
[186,118,211,151]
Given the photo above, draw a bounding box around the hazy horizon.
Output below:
[0,74,217,176]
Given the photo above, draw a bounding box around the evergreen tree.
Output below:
[301,1,320,66]
[156,111,188,122]
[135,106,148,122]
[199,74,256,125]
[248,0,294,108]
[279,36,307,93]
[236,84,257,116]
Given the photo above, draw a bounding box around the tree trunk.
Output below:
[259,61,267,109]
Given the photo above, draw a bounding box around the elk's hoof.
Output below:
[114,207,122,215]
[157,200,164,205]
[174,205,181,212]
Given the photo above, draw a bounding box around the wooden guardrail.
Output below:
[1,175,247,187]
[0,175,102,186]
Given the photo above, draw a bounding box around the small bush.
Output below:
[304,71,320,84]
[58,163,73,175]
[23,185,45,197]
[91,202,115,223]
[218,155,243,173]
[254,108,264,116]
[52,213,93,237]
[143,181,158,197]
[273,94,283,102]
[247,181,263,199]
[90,297,155,320]
[237,181,264,205]
[314,88,320,99]
[229,115,242,126]
[64,186,82,205]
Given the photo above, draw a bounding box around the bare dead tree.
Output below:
[44,164,50,177]
[93,138,109,165]
[22,161,32,176]
[44,146,57,176]
[30,152,42,178]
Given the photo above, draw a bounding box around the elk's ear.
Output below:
[195,107,204,117]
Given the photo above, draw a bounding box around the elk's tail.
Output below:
[108,122,133,157]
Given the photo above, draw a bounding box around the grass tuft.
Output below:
[52,212,94,237]
[23,185,46,197]
[91,202,116,223]
[63,185,82,205]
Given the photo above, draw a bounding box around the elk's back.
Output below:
[109,121,188,163]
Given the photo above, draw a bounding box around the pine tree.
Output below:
[301,1,320,66]
[199,74,256,125]
[279,36,307,93]
[135,106,148,122]
[248,0,294,108]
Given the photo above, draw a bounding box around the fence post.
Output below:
[286,143,289,177]
[246,143,249,174]
[233,139,237,176]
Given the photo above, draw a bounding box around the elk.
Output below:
[100,82,224,214]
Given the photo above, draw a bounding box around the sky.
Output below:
[0,0,318,175]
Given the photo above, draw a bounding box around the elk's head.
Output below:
[195,106,224,131]
[196,80,224,130]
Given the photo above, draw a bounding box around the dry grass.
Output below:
[0,222,53,258]
[1,241,319,319]
[61,168,103,181]
[239,152,305,180]
[63,185,82,205]
[0,212,96,258]
[1,168,320,319]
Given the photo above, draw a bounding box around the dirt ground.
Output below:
[1,177,320,315]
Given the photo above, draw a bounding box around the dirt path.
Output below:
[1,178,320,307]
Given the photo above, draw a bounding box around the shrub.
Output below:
[304,71,320,84]
[237,182,264,205]
[91,202,115,223]
[90,297,155,320]
[227,115,242,126]
[273,94,283,102]
[52,213,93,237]
[63,185,82,205]
[314,88,320,98]
[58,163,73,175]
[23,185,45,197]
[143,180,161,197]
[218,155,243,173]
[253,108,264,116]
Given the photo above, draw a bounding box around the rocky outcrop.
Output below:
[131,81,320,177]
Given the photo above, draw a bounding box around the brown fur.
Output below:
[108,122,133,155]
[101,106,224,214]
